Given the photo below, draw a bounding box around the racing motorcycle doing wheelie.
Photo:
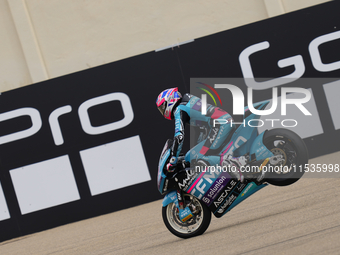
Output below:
[157,100,308,238]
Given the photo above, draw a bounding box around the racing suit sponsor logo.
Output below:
[208,127,219,143]
[211,124,226,149]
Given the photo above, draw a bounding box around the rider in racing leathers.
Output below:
[156,87,248,182]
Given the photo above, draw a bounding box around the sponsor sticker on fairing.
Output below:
[201,171,231,205]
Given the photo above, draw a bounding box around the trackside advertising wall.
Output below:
[0,1,339,241]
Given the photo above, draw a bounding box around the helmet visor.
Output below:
[157,102,166,116]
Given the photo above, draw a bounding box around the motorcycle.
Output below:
[157,100,309,238]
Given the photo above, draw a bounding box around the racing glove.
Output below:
[166,156,178,172]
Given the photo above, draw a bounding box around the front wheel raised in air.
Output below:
[263,128,309,186]
[162,194,211,238]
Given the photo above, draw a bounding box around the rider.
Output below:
[156,87,249,182]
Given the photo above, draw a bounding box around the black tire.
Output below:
[162,194,211,238]
[263,128,308,186]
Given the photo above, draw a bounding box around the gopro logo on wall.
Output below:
[239,30,340,89]
[0,92,134,146]
[0,91,151,216]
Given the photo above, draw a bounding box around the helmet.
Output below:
[156,88,182,120]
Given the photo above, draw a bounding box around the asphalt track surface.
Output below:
[1,151,340,255]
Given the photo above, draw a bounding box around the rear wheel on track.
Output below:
[263,128,308,186]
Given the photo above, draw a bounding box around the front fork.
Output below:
[162,190,194,222]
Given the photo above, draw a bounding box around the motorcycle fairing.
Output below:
[208,180,267,217]
[181,101,274,216]
[249,131,274,161]
[159,100,275,217]
[162,190,177,207]
[158,149,171,194]
[162,181,267,219]
[225,182,267,213]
